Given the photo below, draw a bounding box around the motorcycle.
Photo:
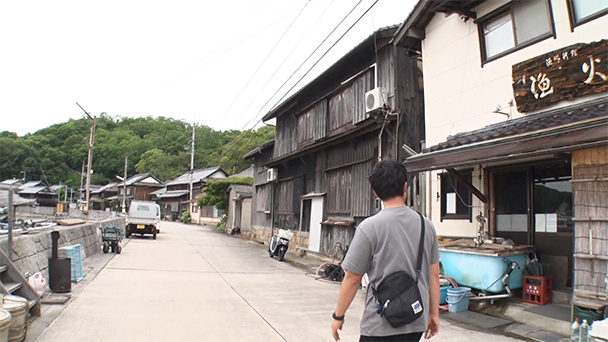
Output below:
[268,229,293,261]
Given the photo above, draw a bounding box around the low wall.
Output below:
[242,226,309,253]
[0,217,125,280]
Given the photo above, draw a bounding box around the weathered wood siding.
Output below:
[274,113,297,158]
[328,70,373,132]
[320,133,376,219]
[320,225,357,256]
[297,99,327,147]
[572,146,608,302]
[250,150,273,230]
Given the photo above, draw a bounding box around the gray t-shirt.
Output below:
[341,205,439,337]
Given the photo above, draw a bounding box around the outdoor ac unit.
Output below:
[365,87,385,113]
[267,168,278,182]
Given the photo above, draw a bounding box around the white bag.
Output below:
[28,272,49,296]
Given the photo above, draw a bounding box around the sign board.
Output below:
[512,39,607,112]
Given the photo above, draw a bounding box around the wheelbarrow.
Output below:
[101,226,123,254]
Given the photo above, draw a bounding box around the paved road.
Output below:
[32,221,525,341]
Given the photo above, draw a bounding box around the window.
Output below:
[440,171,472,221]
[567,0,608,28]
[479,0,554,63]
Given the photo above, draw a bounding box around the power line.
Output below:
[215,0,338,128]
[212,0,311,128]
[216,0,380,162]
[141,1,308,97]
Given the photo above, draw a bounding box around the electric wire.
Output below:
[218,0,365,141]
[216,0,380,162]
[141,1,308,97]
[214,0,338,128]
[212,1,311,128]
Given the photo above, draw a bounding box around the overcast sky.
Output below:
[1,0,416,136]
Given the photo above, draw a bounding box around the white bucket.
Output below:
[1,295,28,342]
[0,308,12,342]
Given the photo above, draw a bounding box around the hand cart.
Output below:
[101,226,123,254]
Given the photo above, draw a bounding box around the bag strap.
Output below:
[415,212,425,283]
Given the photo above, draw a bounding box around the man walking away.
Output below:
[331,160,440,341]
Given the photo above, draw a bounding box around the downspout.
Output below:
[270,181,275,237]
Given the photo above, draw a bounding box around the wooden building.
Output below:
[157,166,227,221]
[245,26,425,255]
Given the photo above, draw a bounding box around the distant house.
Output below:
[18,185,56,207]
[114,173,164,210]
[0,179,25,190]
[90,182,119,211]
[225,165,254,235]
[158,167,228,221]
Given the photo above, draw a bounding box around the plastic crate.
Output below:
[522,275,552,305]
[58,244,83,283]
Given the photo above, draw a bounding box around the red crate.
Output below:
[522,275,552,305]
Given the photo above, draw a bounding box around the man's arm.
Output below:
[331,271,363,341]
[425,262,440,339]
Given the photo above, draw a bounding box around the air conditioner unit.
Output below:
[267,168,278,182]
[365,87,385,113]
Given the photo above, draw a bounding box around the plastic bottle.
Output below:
[579,319,590,342]
[570,318,580,342]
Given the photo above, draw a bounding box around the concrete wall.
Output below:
[0,217,125,280]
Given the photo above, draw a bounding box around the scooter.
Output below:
[268,229,293,261]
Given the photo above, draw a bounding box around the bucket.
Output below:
[0,308,12,342]
[1,295,28,342]
[446,287,471,313]
[439,285,451,305]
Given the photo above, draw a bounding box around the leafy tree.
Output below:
[197,177,253,213]
[1,116,274,189]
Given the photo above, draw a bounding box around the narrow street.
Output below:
[30,222,526,342]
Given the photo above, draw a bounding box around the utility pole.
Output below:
[123,156,128,214]
[189,121,195,211]
[76,102,97,217]
[7,189,13,260]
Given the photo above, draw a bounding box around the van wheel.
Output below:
[153,233,157,240]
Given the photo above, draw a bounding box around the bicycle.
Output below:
[315,242,349,284]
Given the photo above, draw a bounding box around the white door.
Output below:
[308,197,323,253]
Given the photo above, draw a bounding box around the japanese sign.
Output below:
[512,39,607,112]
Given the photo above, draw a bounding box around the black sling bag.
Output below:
[372,212,425,328]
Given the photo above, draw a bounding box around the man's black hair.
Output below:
[368,160,408,201]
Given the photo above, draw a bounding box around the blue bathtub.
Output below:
[439,247,529,293]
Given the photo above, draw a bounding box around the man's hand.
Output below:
[424,313,439,339]
[331,319,344,341]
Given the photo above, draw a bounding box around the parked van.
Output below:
[125,200,160,239]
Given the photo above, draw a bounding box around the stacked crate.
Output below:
[58,244,83,283]
[522,274,552,305]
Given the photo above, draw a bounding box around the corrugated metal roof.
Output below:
[91,182,119,194]
[231,166,253,178]
[0,190,36,207]
[18,181,43,191]
[158,190,190,199]
[19,186,50,195]
[166,166,226,186]
[227,184,253,196]
[0,179,24,185]
[243,140,275,159]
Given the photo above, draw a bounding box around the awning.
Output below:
[158,190,189,199]
[404,99,608,173]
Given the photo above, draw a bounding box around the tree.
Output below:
[197,177,253,213]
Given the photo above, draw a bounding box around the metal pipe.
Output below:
[7,190,13,261]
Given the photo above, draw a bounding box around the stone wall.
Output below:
[242,226,309,253]
[0,217,125,280]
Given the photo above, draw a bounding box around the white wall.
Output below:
[421,0,608,237]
